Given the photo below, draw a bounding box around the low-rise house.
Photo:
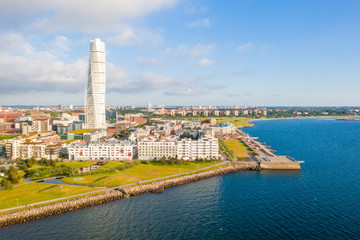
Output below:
[78,164,101,173]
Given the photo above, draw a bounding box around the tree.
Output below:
[1,179,12,190]
[22,163,28,172]
[8,166,20,184]
[160,156,166,164]
[40,158,47,165]
[50,160,56,167]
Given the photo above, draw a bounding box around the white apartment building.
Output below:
[5,139,62,160]
[212,122,235,135]
[138,140,178,160]
[177,137,219,160]
[138,137,220,160]
[83,129,107,142]
[68,141,135,161]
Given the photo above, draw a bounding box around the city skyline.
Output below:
[0,0,359,106]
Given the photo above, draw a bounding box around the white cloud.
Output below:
[0,0,180,34]
[186,18,211,28]
[164,80,224,96]
[107,72,182,93]
[107,27,163,46]
[165,87,207,96]
[0,32,221,100]
[196,58,214,67]
[237,43,254,51]
[0,33,34,55]
[189,44,215,56]
[0,33,86,93]
[138,44,215,66]
[49,36,71,51]
[184,4,209,14]
[163,44,215,56]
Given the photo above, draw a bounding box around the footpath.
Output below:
[0,161,229,214]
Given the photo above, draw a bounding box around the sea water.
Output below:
[0,118,359,239]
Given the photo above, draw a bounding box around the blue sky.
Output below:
[0,0,359,106]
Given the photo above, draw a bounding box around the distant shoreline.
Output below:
[247,115,357,123]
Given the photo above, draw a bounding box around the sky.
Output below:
[0,0,359,107]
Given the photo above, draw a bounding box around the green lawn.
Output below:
[67,129,95,134]
[61,172,138,187]
[0,135,19,141]
[62,161,223,186]
[224,138,251,151]
[0,183,100,210]
[233,151,248,158]
[98,162,127,170]
[183,117,254,127]
[57,162,94,169]
[213,117,253,127]
[121,161,221,180]
[223,138,251,159]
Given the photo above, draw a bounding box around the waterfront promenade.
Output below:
[0,161,229,214]
[0,162,258,227]
[237,128,302,169]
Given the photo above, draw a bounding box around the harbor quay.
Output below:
[237,129,303,170]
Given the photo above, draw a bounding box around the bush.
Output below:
[69,168,115,177]
[27,165,73,180]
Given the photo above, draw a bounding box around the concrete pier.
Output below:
[237,129,303,170]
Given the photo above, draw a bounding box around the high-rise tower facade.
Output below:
[85,38,106,129]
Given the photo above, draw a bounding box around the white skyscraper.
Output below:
[146,102,152,112]
[85,38,106,129]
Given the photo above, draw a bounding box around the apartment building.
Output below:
[68,141,136,161]
[177,137,219,160]
[138,137,219,160]
[138,140,178,160]
[5,139,62,160]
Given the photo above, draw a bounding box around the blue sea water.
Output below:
[1,118,359,239]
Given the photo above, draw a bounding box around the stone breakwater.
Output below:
[123,162,258,195]
[0,162,258,228]
[0,190,124,228]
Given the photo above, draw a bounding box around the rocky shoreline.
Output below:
[0,162,258,228]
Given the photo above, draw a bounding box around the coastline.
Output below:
[0,162,258,228]
[247,115,357,123]
[0,116,307,228]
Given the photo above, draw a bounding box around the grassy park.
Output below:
[57,161,94,169]
[1,159,224,211]
[0,182,101,210]
[67,129,95,134]
[122,160,221,180]
[62,172,138,187]
[0,135,19,141]
[183,116,254,127]
[223,138,252,159]
[62,160,222,186]
[97,162,127,170]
